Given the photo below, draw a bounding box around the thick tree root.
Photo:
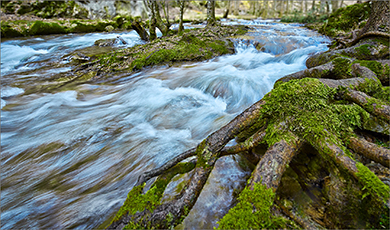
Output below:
[220,126,266,156]
[279,61,381,87]
[136,126,267,187]
[275,199,315,230]
[348,136,390,168]
[343,89,390,123]
[131,20,149,41]
[309,134,390,205]
[136,147,196,186]
[276,62,333,84]
[110,99,267,229]
[347,31,390,48]
[249,135,303,191]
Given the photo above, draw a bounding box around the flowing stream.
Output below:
[1,19,330,229]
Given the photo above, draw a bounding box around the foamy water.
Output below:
[1,19,330,229]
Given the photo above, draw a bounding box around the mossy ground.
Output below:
[73,25,247,81]
[1,18,120,38]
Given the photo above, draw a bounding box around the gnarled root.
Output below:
[348,136,390,168]
[248,136,303,191]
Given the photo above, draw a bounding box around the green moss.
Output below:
[355,60,390,84]
[352,76,382,97]
[354,44,373,59]
[110,161,196,228]
[332,57,352,79]
[356,162,390,202]
[263,79,341,146]
[373,86,390,103]
[128,36,230,71]
[319,2,370,37]
[1,24,23,38]
[30,21,66,35]
[216,182,290,229]
[195,140,212,169]
[67,21,97,33]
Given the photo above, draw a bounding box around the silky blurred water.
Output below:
[1,19,330,229]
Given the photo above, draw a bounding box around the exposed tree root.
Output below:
[275,199,315,230]
[348,136,390,168]
[136,147,196,186]
[248,136,303,191]
[337,31,390,49]
[107,25,390,230]
[343,89,390,123]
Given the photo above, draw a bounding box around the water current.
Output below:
[1,19,330,229]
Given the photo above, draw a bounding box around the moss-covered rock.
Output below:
[0,18,120,38]
[29,21,66,36]
[72,25,247,80]
[0,23,24,37]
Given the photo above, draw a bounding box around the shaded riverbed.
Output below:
[1,19,330,229]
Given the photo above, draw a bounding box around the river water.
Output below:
[1,19,330,229]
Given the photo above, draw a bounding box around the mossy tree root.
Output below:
[309,133,390,205]
[342,89,390,123]
[131,20,149,41]
[248,135,303,191]
[216,135,306,230]
[108,45,389,229]
[108,99,267,229]
[335,31,390,50]
[348,136,390,168]
[135,147,196,186]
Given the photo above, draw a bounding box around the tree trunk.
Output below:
[274,0,277,17]
[312,0,316,11]
[178,0,185,33]
[286,0,290,15]
[331,0,338,12]
[326,0,330,15]
[305,0,308,13]
[207,0,216,25]
[348,136,390,168]
[359,0,390,36]
[131,20,149,41]
[223,0,230,18]
[233,0,239,16]
[263,0,269,18]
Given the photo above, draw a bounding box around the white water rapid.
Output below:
[1,19,330,229]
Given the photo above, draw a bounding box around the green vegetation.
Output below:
[261,78,368,146]
[356,162,390,201]
[30,21,66,35]
[110,161,196,229]
[1,19,119,38]
[319,2,370,37]
[332,57,352,78]
[90,25,245,76]
[216,182,290,229]
[281,10,328,24]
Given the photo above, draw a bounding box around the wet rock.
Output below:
[94,38,117,47]
[105,25,114,32]
[94,36,127,47]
